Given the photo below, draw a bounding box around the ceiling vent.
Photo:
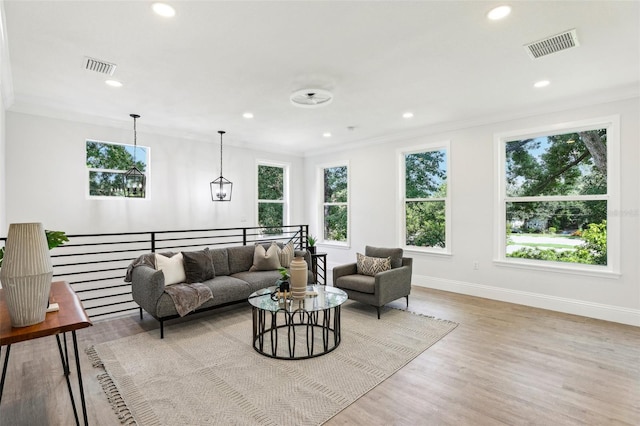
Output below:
[524,29,579,59]
[290,88,333,108]
[83,56,117,76]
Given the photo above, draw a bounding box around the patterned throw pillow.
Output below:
[249,241,282,271]
[278,241,295,268]
[356,253,391,276]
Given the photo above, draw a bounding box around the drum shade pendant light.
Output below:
[124,114,146,198]
[210,130,233,201]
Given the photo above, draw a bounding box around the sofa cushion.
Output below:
[278,241,295,268]
[208,248,230,276]
[155,252,186,285]
[249,242,281,271]
[335,273,376,294]
[182,248,215,283]
[365,246,403,269]
[356,253,391,276]
[226,245,256,274]
[232,270,282,292]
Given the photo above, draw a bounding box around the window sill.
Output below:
[493,259,620,279]
[403,246,452,257]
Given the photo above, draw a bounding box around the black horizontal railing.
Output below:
[0,224,310,319]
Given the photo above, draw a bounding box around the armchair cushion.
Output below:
[335,273,376,294]
[365,246,403,268]
[356,253,391,276]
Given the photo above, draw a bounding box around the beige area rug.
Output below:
[87,302,457,426]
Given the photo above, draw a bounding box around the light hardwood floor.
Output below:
[1,287,638,425]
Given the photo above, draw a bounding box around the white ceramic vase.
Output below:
[289,256,308,299]
[0,223,53,327]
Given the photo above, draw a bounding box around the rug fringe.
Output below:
[85,346,138,425]
[390,306,459,326]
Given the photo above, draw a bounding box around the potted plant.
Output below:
[307,235,317,254]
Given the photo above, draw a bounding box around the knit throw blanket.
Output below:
[163,283,213,317]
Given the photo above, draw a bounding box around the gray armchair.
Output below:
[333,246,412,319]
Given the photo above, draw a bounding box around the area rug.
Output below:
[86,302,457,425]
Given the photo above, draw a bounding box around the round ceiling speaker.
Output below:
[290,88,333,108]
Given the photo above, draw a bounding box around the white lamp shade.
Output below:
[0,223,53,327]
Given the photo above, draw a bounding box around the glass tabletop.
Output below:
[248,285,348,313]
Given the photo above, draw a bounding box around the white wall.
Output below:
[4,112,306,234]
[305,97,640,326]
[0,92,5,235]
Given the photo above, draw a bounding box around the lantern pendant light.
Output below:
[210,130,233,201]
[124,113,146,198]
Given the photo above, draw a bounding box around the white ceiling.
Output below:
[2,1,639,156]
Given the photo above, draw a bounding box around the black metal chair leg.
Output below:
[376,307,381,319]
[0,345,11,403]
[406,295,409,308]
[160,320,164,339]
[139,307,143,320]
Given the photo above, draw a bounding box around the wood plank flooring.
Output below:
[1,287,638,425]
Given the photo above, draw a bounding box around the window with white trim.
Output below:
[322,164,349,243]
[257,163,288,234]
[400,143,450,251]
[86,139,149,198]
[497,117,619,271]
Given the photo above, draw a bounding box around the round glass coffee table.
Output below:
[248,285,348,360]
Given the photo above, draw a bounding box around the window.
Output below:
[401,143,450,252]
[86,140,149,197]
[257,163,288,234]
[497,116,619,272]
[322,164,348,244]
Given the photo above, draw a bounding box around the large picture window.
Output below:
[401,143,450,251]
[257,163,288,234]
[86,140,149,198]
[322,164,348,243]
[497,117,619,272]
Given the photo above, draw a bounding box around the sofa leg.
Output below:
[160,320,164,339]
[376,307,381,319]
[405,295,409,308]
[139,307,143,320]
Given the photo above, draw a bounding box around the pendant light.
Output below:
[124,113,146,198]
[210,130,233,201]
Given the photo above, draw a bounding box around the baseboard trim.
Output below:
[412,275,640,327]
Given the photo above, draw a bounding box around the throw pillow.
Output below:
[278,241,295,268]
[155,252,186,285]
[356,252,391,276]
[249,241,282,271]
[182,248,215,283]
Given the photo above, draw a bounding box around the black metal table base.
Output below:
[0,331,88,426]
[252,305,342,360]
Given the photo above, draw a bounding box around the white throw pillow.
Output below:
[155,253,186,285]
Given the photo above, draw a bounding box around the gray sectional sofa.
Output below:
[129,243,313,338]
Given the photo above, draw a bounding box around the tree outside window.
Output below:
[86,140,148,197]
[403,147,448,249]
[323,165,348,242]
[503,127,608,266]
[257,164,287,234]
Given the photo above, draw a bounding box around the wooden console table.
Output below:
[0,281,92,426]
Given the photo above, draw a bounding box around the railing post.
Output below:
[151,232,156,253]
[243,228,247,246]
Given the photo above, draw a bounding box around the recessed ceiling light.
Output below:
[105,79,122,88]
[534,80,550,88]
[403,112,414,119]
[487,5,511,20]
[152,2,176,18]
[242,112,254,119]
[322,132,332,138]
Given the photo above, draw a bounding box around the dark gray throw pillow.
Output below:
[182,248,215,283]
